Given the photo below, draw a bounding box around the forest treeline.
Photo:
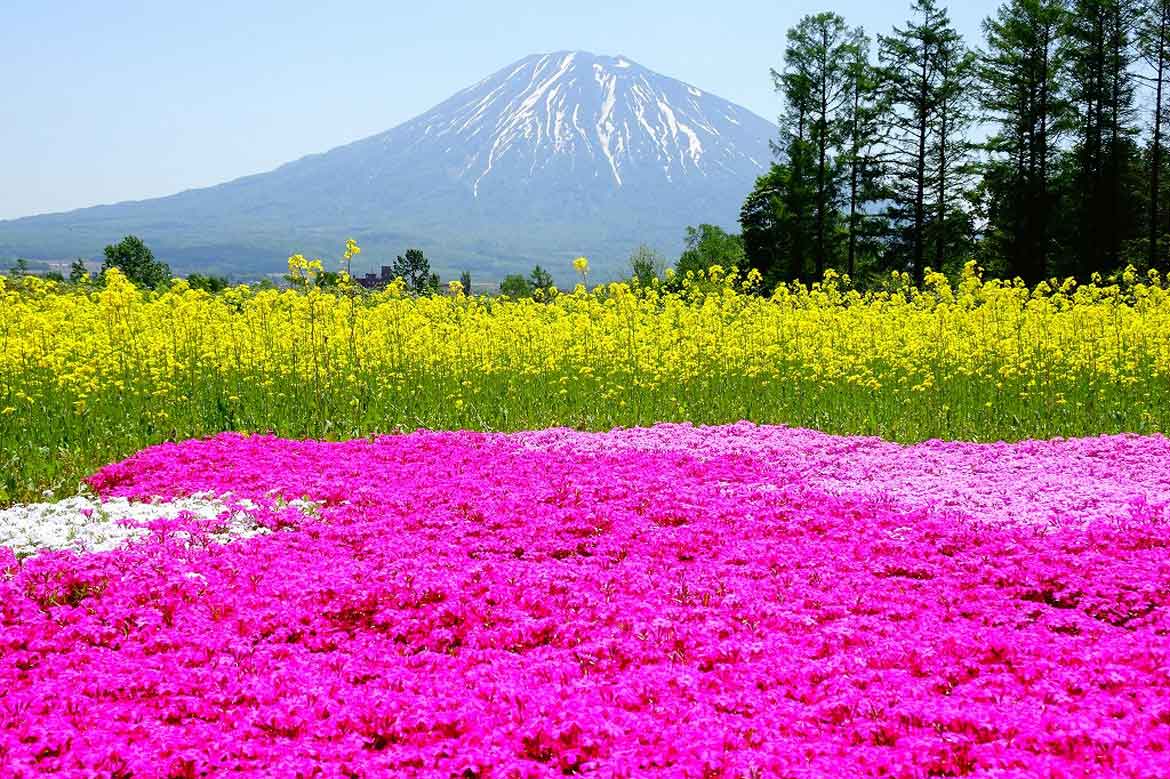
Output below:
[738,0,1170,286]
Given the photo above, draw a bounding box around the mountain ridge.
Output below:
[0,51,777,282]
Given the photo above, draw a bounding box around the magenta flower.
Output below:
[0,424,1167,776]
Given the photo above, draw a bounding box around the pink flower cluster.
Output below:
[2,424,1170,777]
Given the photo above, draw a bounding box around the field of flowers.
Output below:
[1,424,1168,776]
[3,262,1170,504]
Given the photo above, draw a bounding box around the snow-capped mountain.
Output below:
[413,51,772,196]
[0,52,777,281]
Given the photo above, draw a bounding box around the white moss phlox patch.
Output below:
[0,495,317,558]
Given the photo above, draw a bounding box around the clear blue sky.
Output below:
[0,0,997,220]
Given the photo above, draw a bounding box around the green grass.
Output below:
[4,364,1168,506]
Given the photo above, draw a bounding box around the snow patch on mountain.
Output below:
[404,51,773,198]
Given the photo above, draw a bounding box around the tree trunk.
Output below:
[936,77,948,272]
[1151,3,1167,270]
[914,36,928,285]
[1090,11,1106,273]
[816,35,829,280]
[792,109,807,282]
[816,121,827,278]
[1108,11,1123,269]
[848,75,860,278]
[1037,23,1051,281]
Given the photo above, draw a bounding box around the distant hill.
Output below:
[0,52,776,283]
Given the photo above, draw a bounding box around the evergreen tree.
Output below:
[1140,0,1170,270]
[1064,0,1142,275]
[628,245,665,286]
[69,258,89,283]
[101,235,171,288]
[459,270,472,294]
[390,249,438,295]
[675,224,746,277]
[929,25,978,270]
[778,13,863,278]
[742,0,1162,285]
[980,0,1069,282]
[498,274,533,297]
[773,42,814,281]
[842,30,886,278]
[740,165,791,282]
[878,0,974,282]
[529,265,554,291]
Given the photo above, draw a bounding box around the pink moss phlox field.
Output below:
[0,424,1168,777]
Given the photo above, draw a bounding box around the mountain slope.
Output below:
[0,52,776,281]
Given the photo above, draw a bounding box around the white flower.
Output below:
[0,493,319,558]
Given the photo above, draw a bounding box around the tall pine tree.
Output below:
[774,13,870,280]
[790,14,858,277]
[740,164,791,283]
[1064,0,1142,276]
[773,49,813,282]
[842,28,885,278]
[980,0,1069,283]
[878,0,973,283]
[1140,0,1170,270]
[928,23,978,270]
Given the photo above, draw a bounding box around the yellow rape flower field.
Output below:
[3,259,1170,504]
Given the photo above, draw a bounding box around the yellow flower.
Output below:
[4,231,1170,485]
[343,238,361,261]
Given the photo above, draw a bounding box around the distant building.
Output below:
[358,265,395,289]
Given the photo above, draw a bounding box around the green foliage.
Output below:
[1063,0,1143,277]
[460,270,472,295]
[742,0,1170,287]
[529,265,555,292]
[757,13,885,285]
[1140,0,1170,273]
[676,225,746,277]
[101,235,171,289]
[775,13,866,278]
[499,273,533,298]
[979,0,1069,284]
[8,258,29,277]
[628,245,665,286]
[741,166,788,283]
[187,273,230,293]
[878,0,976,283]
[391,249,439,295]
[69,259,89,284]
[841,31,885,279]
